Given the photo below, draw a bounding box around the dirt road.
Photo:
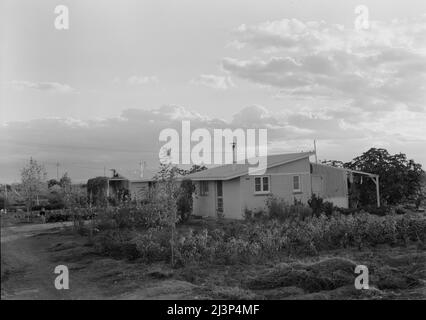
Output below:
[1,223,102,299]
[1,223,196,300]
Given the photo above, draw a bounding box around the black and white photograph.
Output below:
[1,0,425,306]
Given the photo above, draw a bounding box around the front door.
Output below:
[216,181,223,214]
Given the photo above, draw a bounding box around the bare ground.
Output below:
[1,223,425,300]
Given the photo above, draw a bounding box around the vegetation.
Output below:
[325,148,425,207]
[87,177,108,206]
[176,179,195,223]
[20,158,47,213]
[89,200,426,267]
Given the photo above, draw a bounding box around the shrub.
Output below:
[91,205,426,267]
[243,208,266,221]
[308,194,335,217]
[93,229,138,260]
[176,179,194,223]
[265,196,313,221]
[133,228,169,262]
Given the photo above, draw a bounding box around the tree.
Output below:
[153,163,181,266]
[321,159,344,168]
[87,177,108,206]
[59,173,72,190]
[176,179,195,223]
[20,158,47,212]
[48,179,60,189]
[176,164,208,176]
[175,165,207,222]
[344,148,424,206]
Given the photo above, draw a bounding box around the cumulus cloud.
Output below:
[5,80,74,93]
[113,75,159,86]
[2,104,425,182]
[190,74,235,90]
[127,75,159,85]
[232,16,426,54]
[224,16,426,113]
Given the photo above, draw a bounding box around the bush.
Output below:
[93,229,139,260]
[265,196,313,221]
[133,228,170,262]
[45,208,95,223]
[176,179,194,223]
[243,208,267,221]
[308,194,335,217]
[91,205,426,267]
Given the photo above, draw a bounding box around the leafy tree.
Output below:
[176,179,195,223]
[176,164,208,176]
[20,158,47,212]
[153,163,181,266]
[321,159,344,168]
[87,177,108,206]
[344,148,424,206]
[48,179,60,189]
[59,173,72,190]
[174,164,207,222]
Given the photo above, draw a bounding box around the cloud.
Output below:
[2,104,425,182]
[127,75,159,85]
[113,75,159,86]
[5,80,74,93]
[224,16,426,113]
[232,16,426,54]
[190,74,235,90]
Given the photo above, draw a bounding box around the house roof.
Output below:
[106,169,157,183]
[184,152,314,181]
[310,162,379,177]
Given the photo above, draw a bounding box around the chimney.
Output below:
[232,140,237,164]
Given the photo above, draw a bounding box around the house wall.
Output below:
[129,181,150,200]
[310,163,349,208]
[192,159,350,219]
[192,179,242,219]
[223,178,242,219]
[193,181,217,218]
[240,157,312,213]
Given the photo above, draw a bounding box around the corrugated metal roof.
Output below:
[184,152,314,181]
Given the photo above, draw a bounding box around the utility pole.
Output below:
[56,162,60,180]
[314,140,318,164]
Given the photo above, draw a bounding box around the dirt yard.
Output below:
[1,222,425,300]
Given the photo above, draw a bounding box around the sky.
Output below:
[1,0,425,183]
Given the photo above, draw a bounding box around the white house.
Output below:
[184,152,380,220]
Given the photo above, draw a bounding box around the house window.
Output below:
[254,176,270,193]
[293,175,301,192]
[216,181,223,213]
[200,181,209,196]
